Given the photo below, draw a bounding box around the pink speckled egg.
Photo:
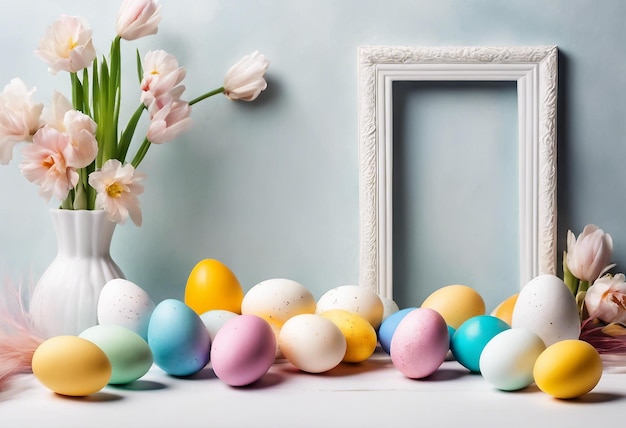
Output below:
[390,308,450,379]
[210,315,276,386]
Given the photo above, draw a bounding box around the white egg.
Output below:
[200,309,239,342]
[479,328,546,391]
[97,279,155,340]
[511,274,581,347]
[241,278,316,327]
[315,285,384,330]
[380,296,400,322]
[278,314,346,373]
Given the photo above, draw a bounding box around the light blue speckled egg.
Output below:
[147,299,211,376]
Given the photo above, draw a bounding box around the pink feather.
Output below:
[579,316,626,370]
[0,277,44,390]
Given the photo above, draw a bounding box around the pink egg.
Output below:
[210,315,276,386]
[390,308,449,379]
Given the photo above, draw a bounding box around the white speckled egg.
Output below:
[511,274,581,347]
[241,278,316,327]
[97,279,155,340]
[315,285,384,330]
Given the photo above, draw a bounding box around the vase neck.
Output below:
[50,209,117,258]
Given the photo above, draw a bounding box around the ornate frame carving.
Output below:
[358,45,558,299]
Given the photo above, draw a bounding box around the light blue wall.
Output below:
[0,0,624,313]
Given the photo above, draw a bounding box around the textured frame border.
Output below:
[357,45,558,299]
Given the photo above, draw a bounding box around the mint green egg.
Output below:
[80,324,153,385]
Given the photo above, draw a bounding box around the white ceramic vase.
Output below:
[29,209,125,338]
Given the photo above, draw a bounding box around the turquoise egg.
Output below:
[451,315,510,373]
[378,307,416,354]
[79,324,153,385]
[147,299,211,376]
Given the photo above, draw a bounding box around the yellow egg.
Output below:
[421,285,485,329]
[32,336,112,396]
[533,339,602,399]
[491,293,519,326]
[320,309,377,363]
[184,259,244,315]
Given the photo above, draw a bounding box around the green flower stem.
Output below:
[61,193,73,210]
[578,280,591,293]
[131,137,151,169]
[128,87,224,169]
[189,87,224,106]
[562,251,579,295]
[73,183,88,210]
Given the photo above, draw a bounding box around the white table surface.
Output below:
[2,348,625,428]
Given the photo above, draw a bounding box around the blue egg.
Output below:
[147,299,211,376]
[450,315,510,373]
[378,307,417,354]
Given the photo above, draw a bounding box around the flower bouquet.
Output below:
[1,0,268,225]
[563,224,626,369]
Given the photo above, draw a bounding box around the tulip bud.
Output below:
[223,51,269,102]
[566,224,614,282]
[116,0,161,41]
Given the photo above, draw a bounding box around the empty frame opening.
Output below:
[392,80,519,311]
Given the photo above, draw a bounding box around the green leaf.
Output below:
[109,37,121,92]
[92,60,103,167]
[71,72,84,112]
[81,68,91,117]
[136,49,143,83]
[118,104,147,163]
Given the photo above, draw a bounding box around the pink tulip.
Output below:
[223,51,269,101]
[42,92,98,169]
[140,50,186,109]
[147,98,192,144]
[35,15,96,74]
[0,79,43,164]
[566,224,614,282]
[61,110,98,168]
[19,126,78,202]
[116,0,161,41]
[88,159,145,226]
[585,273,626,324]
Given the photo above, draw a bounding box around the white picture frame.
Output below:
[357,45,558,300]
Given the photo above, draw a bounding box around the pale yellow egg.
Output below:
[320,309,377,363]
[491,293,519,326]
[32,336,112,396]
[421,285,485,329]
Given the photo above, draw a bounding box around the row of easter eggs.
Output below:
[380,275,603,399]
[31,259,603,400]
[32,259,388,395]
